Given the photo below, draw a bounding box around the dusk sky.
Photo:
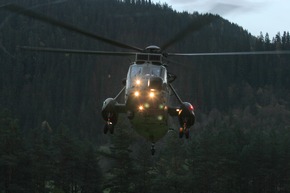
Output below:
[151,0,290,38]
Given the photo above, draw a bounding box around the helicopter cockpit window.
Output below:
[129,65,166,81]
[131,66,142,77]
[151,68,160,76]
[152,66,166,80]
[141,66,164,77]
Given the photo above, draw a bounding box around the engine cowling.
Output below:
[102,98,118,126]
[177,102,195,128]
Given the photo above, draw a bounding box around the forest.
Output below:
[1,0,290,193]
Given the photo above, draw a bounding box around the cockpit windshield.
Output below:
[130,66,143,77]
[126,64,167,89]
[130,65,165,79]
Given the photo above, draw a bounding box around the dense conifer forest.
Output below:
[1,0,290,192]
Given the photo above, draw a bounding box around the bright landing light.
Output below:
[135,79,141,85]
[138,105,144,111]
[134,91,140,97]
[149,92,155,98]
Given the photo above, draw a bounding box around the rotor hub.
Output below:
[145,45,161,53]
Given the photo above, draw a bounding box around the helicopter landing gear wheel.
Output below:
[104,113,115,134]
[109,124,114,134]
[104,124,115,134]
[179,127,184,138]
[185,128,189,139]
[151,143,155,155]
[179,123,189,139]
[104,123,114,134]
[104,124,109,134]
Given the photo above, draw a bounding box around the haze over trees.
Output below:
[0,0,290,192]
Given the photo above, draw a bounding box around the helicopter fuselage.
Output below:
[101,52,195,151]
[125,62,170,141]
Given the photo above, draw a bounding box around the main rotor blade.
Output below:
[2,4,143,52]
[161,15,216,51]
[18,46,137,56]
[168,50,290,56]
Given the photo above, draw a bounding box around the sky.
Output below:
[151,0,290,38]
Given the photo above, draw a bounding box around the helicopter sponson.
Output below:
[167,101,195,138]
[177,102,195,128]
[102,98,119,130]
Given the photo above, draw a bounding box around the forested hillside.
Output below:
[1,0,290,193]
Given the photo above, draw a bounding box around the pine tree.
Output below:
[151,134,190,193]
[0,109,28,193]
[102,119,135,193]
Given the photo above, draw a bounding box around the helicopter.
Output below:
[101,45,196,152]
[2,3,290,155]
